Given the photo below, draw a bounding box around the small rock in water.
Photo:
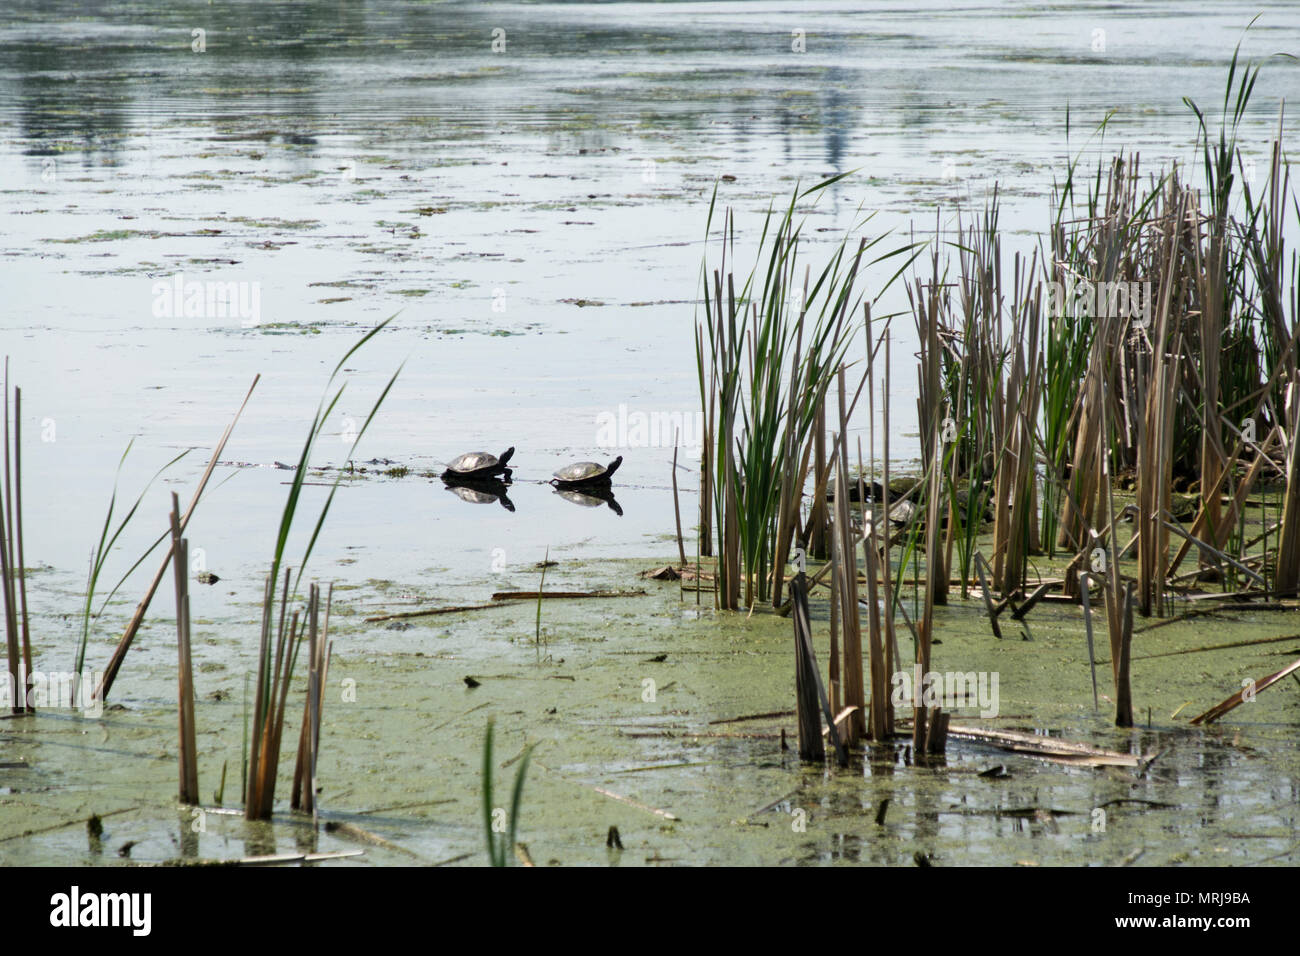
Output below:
[464,676,481,688]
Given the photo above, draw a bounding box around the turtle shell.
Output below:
[553,461,605,482]
[446,451,501,474]
[553,455,623,484]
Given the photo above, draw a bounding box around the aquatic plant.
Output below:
[94,377,259,702]
[246,316,400,820]
[0,363,32,714]
[480,717,534,867]
[77,441,189,679]
[695,174,922,611]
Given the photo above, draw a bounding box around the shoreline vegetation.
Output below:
[694,46,1300,752]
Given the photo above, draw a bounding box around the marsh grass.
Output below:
[695,175,922,611]
[0,363,31,713]
[481,717,534,867]
[737,36,1300,753]
[77,442,189,679]
[245,316,400,820]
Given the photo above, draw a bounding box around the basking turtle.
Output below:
[441,446,514,481]
[551,455,622,488]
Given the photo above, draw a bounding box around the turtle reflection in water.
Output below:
[443,476,515,512]
[550,455,623,515]
[553,485,623,516]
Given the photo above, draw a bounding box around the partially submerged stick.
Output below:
[671,434,687,567]
[1190,654,1300,725]
[363,601,521,623]
[945,725,1151,768]
[490,590,646,601]
[790,568,848,766]
[974,552,1001,640]
[790,569,825,761]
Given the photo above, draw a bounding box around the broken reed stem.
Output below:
[974,551,1001,640]
[790,570,824,761]
[834,367,866,744]
[13,385,30,714]
[246,574,272,818]
[881,332,900,691]
[810,400,829,561]
[0,362,20,713]
[671,433,686,567]
[790,569,847,766]
[292,583,332,818]
[1105,579,1136,728]
[169,493,199,805]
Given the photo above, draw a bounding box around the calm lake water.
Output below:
[1,1,1298,865]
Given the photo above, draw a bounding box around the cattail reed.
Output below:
[292,583,333,817]
[0,361,31,714]
[168,493,200,805]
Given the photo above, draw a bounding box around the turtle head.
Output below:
[498,446,516,467]
[605,455,623,478]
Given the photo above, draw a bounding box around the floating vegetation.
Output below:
[43,229,163,243]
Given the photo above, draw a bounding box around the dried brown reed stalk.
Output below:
[168,493,199,805]
[0,363,31,714]
[292,583,333,817]
[831,369,866,744]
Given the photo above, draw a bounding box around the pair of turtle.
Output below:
[441,447,623,488]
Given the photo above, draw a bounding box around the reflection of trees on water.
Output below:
[1,2,893,171]
[0,0,375,160]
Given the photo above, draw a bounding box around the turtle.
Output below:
[551,455,622,488]
[441,446,514,481]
